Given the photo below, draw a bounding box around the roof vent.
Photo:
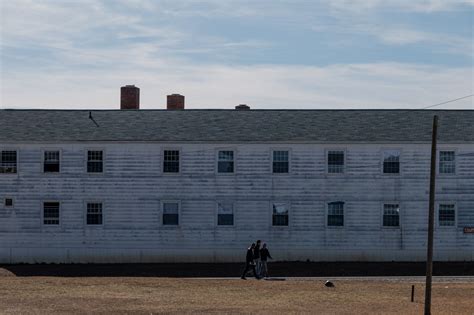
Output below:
[167,94,185,110]
[235,104,250,110]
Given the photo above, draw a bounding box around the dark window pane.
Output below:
[273,162,289,173]
[87,162,103,173]
[163,202,179,225]
[43,202,60,225]
[164,150,180,173]
[218,214,234,225]
[383,216,399,227]
[87,151,103,173]
[439,204,455,226]
[218,161,234,173]
[328,151,344,173]
[163,214,179,225]
[87,203,103,225]
[272,214,289,226]
[328,202,344,226]
[44,163,60,172]
[272,203,288,226]
[5,198,13,207]
[218,151,233,161]
[327,215,344,226]
[383,151,400,174]
[217,202,233,225]
[273,151,289,173]
[44,151,60,173]
[383,162,400,173]
[383,204,400,227]
[1,151,17,173]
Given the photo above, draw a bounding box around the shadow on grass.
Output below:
[1,262,474,277]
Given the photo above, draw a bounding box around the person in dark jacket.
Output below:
[260,243,273,278]
[241,243,258,280]
[254,240,262,277]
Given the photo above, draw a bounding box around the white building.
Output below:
[1,88,473,263]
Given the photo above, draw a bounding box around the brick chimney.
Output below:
[167,94,185,110]
[121,85,140,110]
[235,104,250,110]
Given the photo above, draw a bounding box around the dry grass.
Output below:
[0,277,472,314]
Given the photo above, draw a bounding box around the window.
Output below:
[272,203,289,226]
[87,203,103,225]
[383,150,400,174]
[87,150,103,173]
[383,204,400,227]
[163,202,179,225]
[163,150,180,173]
[272,150,289,173]
[5,198,13,207]
[439,204,455,226]
[44,151,60,173]
[439,151,455,174]
[217,202,234,225]
[217,151,234,173]
[328,202,344,226]
[43,202,60,225]
[327,150,344,173]
[1,151,17,174]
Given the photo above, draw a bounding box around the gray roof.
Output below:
[0,109,473,143]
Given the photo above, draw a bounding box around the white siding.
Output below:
[0,142,473,263]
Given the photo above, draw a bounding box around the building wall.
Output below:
[0,142,473,263]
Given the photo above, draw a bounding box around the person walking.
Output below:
[260,243,273,278]
[241,243,258,280]
[254,240,262,277]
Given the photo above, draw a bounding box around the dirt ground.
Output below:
[0,277,473,314]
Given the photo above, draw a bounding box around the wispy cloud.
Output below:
[2,61,472,109]
[1,1,472,110]
[328,0,474,13]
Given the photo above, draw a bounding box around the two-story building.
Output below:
[1,86,473,263]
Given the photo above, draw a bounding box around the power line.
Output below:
[421,94,473,109]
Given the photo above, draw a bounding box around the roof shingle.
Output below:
[0,109,472,143]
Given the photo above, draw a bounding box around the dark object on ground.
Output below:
[1,261,473,278]
[325,280,335,287]
[264,277,286,281]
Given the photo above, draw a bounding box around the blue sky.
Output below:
[1,0,473,109]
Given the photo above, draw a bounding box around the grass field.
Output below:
[0,277,473,314]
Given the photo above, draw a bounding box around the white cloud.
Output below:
[2,61,472,110]
[1,1,472,111]
[328,0,474,13]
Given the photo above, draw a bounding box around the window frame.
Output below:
[437,202,457,228]
[215,149,236,175]
[437,149,457,176]
[42,200,61,227]
[270,201,290,228]
[381,148,402,175]
[85,149,105,174]
[162,148,181,174]
[326,201,345,228]
[85,201,105,227]
[381,202,401,229]
[160,200,181,227]
[42,149,62,174]
[325,148,346,174]
[0,149,19,175]
[216,201,235,227]
[271,148,291,175]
